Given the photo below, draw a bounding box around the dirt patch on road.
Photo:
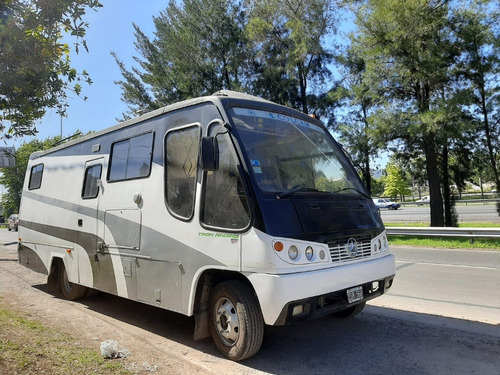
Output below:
[0,242,260,374]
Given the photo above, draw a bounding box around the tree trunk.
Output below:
[298,65,308,114]
[480,81,500,193]
[424,136,444,227]
[442,142,452,227]
[363,155,371,195]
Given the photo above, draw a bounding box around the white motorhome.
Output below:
[18,91,395,360]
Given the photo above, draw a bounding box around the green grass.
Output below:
[384,222,500,249]
[384,222,500,228]
[387,235,500,250]
[0,306,132,375]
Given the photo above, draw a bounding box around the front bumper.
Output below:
[274,275,394,325]
[248,254,395,325]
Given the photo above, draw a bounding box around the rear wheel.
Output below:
[60,266,87,300]
[333,302,366,318]
[209,280,264,361]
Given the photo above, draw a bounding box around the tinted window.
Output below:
[109,132,154,181]
[28,164,44,190]
[165,126,200,219]
[82,164,102,199]
[201,128,250,229]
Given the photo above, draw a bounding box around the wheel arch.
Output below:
[47,256,64,291]
[191,268,259,340]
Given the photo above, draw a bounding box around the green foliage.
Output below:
[0,0,102,139]
[113,0,340,119]
[383,161,411,200]
[246,0,337,115]
[0,136,61,215]
[112,0,250,118]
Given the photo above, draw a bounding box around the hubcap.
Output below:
[214,297,239,346]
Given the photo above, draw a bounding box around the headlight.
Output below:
[288,245,299,260]
[305,246,314,260]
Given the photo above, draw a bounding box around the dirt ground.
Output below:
[0,236,264,375]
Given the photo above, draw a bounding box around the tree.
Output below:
[383,161,411,201]
[333,51,381,194]
[246,0,337,115]
[454,1,499,194]
[112,0,250,117]
[0,137,59,215]
[350,0,463,226]
[0,0,102,139]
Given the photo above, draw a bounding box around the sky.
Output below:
[27,1,167,144]
[6,0,388,169]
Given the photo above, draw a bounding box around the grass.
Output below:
[384,222,500,228]
[388,235,500,250]
[383,222,500,249]
[0,305,132,375]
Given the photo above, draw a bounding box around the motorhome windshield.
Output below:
[229,107,366,196]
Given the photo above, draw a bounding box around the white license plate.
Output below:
[347,286,363,303]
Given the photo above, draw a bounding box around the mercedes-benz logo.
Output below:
[346,238,358,257]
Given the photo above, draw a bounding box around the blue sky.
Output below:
[28,1,167,143]
[12,1,387,168]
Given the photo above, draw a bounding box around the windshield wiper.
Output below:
[276,186,320,200]
[331,187,371,200]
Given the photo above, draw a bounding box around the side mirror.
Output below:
[200,136,219,171]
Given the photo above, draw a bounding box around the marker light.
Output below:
[274,241,284,252]
[288,245,299,260]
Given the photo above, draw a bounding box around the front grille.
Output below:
[328,235,372,263]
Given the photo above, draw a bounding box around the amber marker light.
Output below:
[66,249,72,254]
[274,241,284,252]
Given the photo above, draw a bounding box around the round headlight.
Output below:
[305,246,314,261]
[288,245,299,260]
[319,250,326,260]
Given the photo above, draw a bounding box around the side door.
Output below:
[77,159,104,288]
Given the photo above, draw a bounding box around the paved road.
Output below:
[1,229,499,374]
[381,204,500,223]
[369,246,500,325]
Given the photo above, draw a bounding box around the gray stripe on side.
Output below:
[19,220,106,289]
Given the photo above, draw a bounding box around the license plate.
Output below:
[347,286,363,303]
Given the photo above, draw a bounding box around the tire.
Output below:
[333,302,366,318]
[60,266,87,300]
[208,280,264,361]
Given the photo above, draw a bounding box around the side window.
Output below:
[28,164,44,190]
[108,132,154,181]
[165,126,200,219]
[201,128,251,230]
[82,164,102,199]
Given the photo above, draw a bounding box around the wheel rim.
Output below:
[214,297,240,346]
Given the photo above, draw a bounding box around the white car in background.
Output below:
[372,198,401,210]
[416,196,430,205]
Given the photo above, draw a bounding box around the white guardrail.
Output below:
[386,227,500,239]
[400,198,500,206]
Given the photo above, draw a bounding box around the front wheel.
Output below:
[60,266,87,300]
[209,280,264,361]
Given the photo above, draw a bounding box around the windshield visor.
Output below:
[229,108,366,196]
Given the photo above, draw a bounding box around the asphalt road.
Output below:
[1,229,499,374]
[380,204,500,223]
